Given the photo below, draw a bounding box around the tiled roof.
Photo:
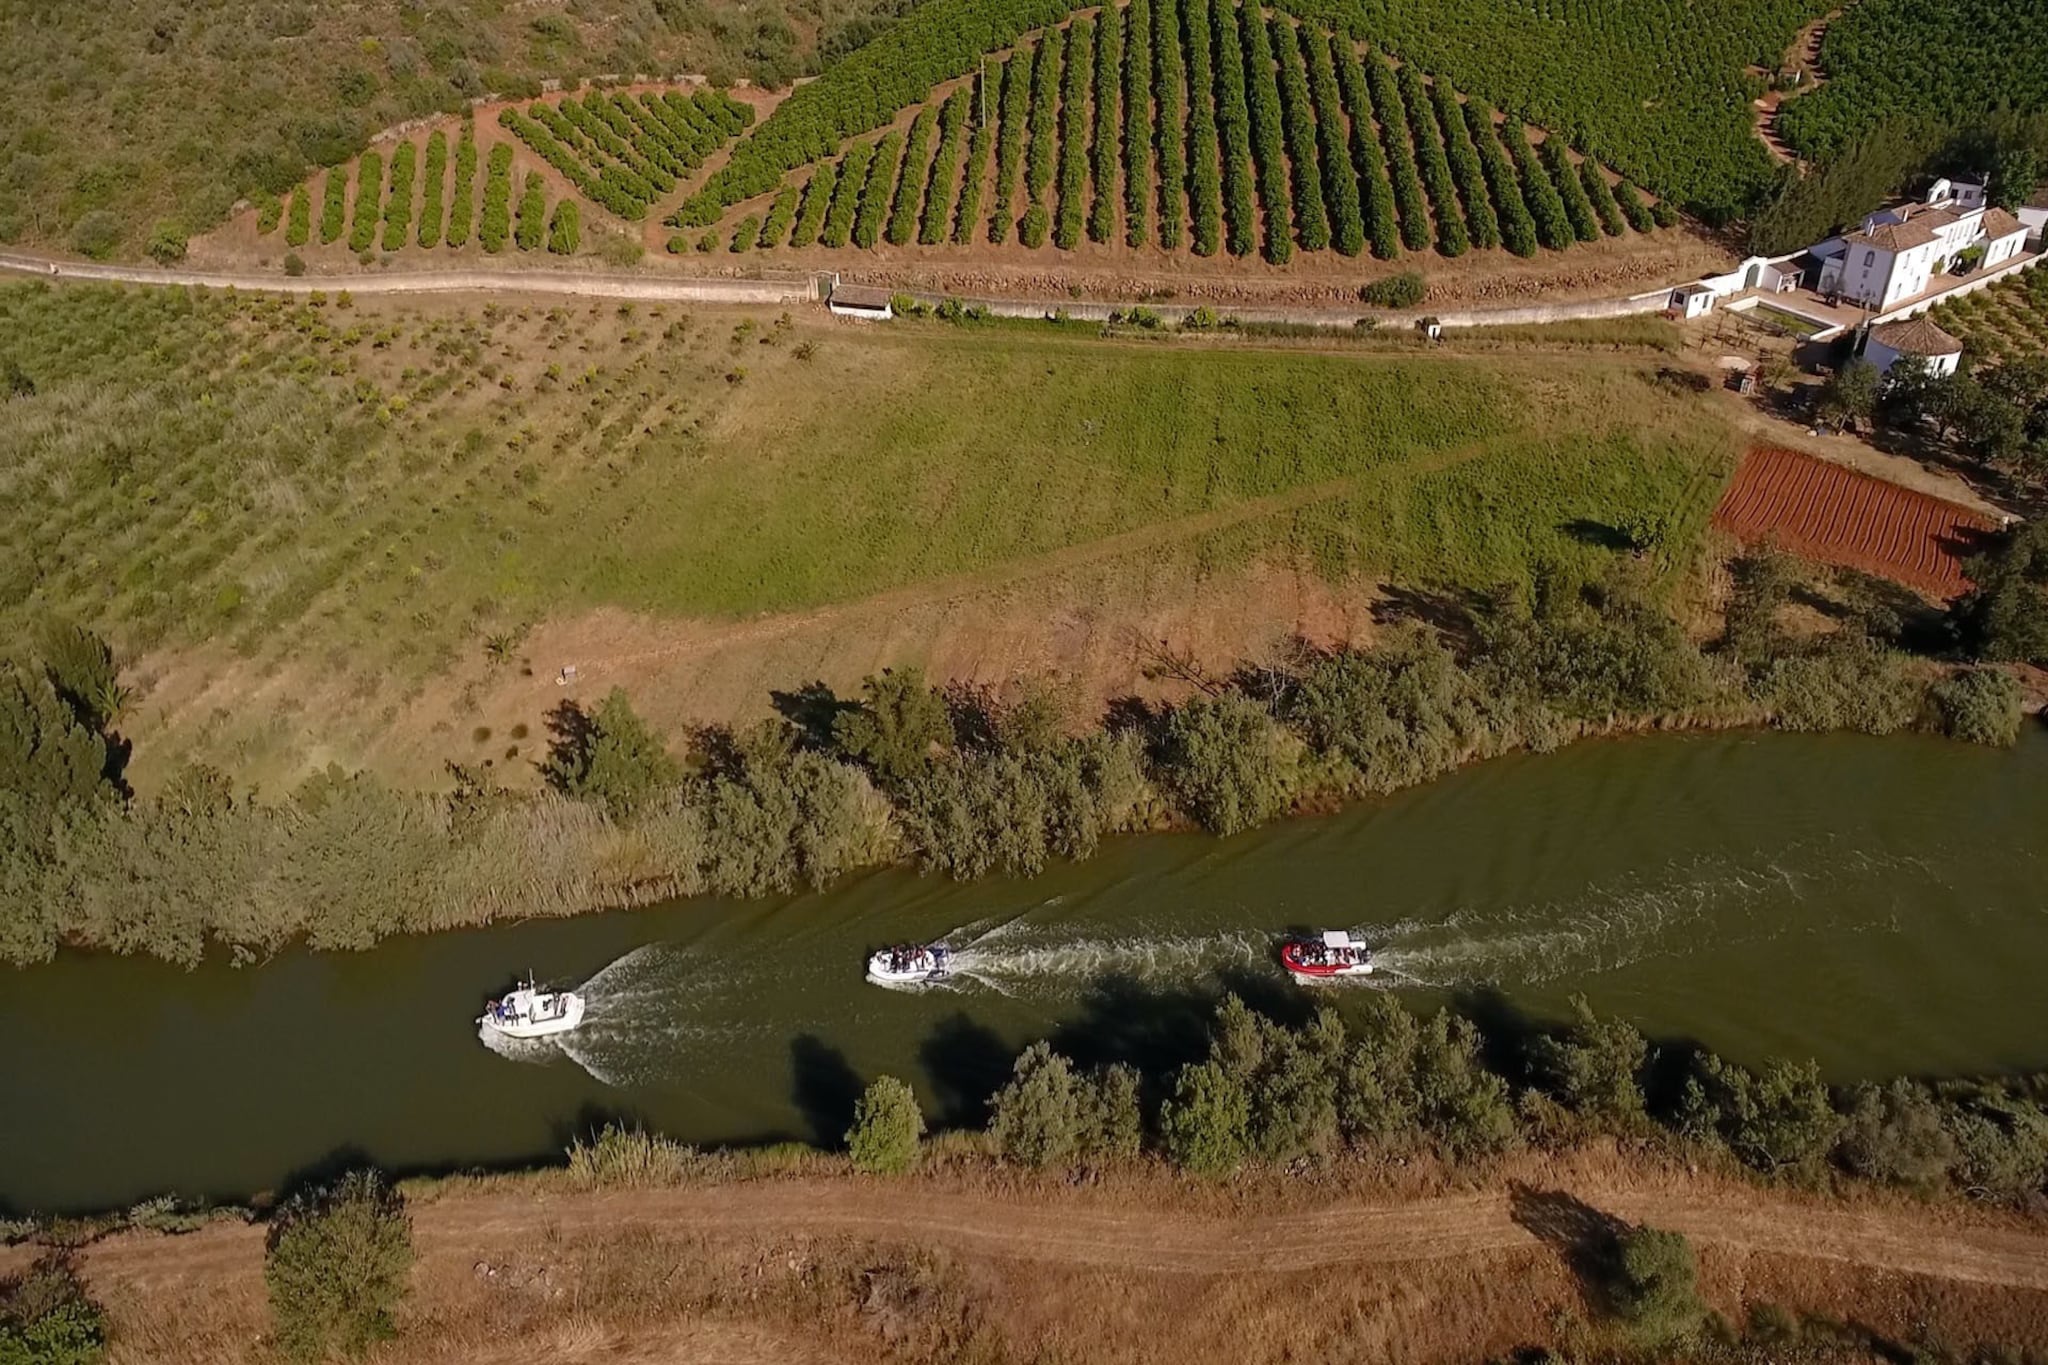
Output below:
[1980,207,2025,239]
[1845,221,1941,252]
[1870,317,1964,356]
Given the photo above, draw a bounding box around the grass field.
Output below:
[0,282,1739,781]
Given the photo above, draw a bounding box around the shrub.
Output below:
[263,1170,413,1361]
[348,151,382,252]
[1466,101,1537,256]
[1544,137,1602,242]
[1433,81,1500,250]
[283,252,306,277]
[1159,694,1299,834]
[145,220,187,265]
[1929,668,2025,745]
[1400,64,1465,257]
[321,169,348,244]
[1362,50,1429,254]
[446,128,478,249]
[380,141,414,251]
[989,1041,1083,1166]
[791,163,838,248]
[1183,0,1222,254]
[1504,119,1572,249]
[1607,1226,1706,1345]
[547,199,581,255]
[1333,39,1399,259]
[1054,19,1091,250]
[852,129,902,248]
[1152,0,1186,249]
[1161,1059,1250,1175]
[1122,0,1152,246]
[478,144,513,253]
[820,141,875,248]
[1271,17,1327,253]
[1088,5,1121,244]
[417,132,447,249]
[1760,637,1924,734]
[565,1123,696,1189]
[544,688,678,816]
[285,186,311,247]
[1210,0,1256,256]
[1360,271,1426,308]
[759,185,800,248]
[1300,25,1360,255]
[886,104,938,246]
[917,89,970,248]
[958,62,1005,244]
[1580,156,1628,235]
[69,212,121,261]
[1239,4,1293,262]
[0,1253,107,1365]
[514,172,546,251]
[847,1076,925,1173]
[1024,32,1061,240]
[831,666,949,786]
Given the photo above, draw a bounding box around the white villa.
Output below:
[1859,316,1965,378]
[1812,178,2029,310]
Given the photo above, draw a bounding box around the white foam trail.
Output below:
[478,943,763,1088]
[1367,843,1922,988]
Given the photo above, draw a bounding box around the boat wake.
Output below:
[478,943,764,1087]
[897,915,1274,998]
[1368,843,1925,988]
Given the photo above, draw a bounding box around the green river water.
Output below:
[5,728,2046,1213]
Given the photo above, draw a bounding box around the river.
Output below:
[5,728,2044,1213]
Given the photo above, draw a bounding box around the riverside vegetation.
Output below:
[3,536,2039,968]
[17,989,2048,1364]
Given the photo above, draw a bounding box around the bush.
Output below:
[144,221,188,265]
[547,199,581,256]
[989,1041,1083,1166]
[285,187,311,247]
[544,688,678,816]
[1158,694,1299,835]
[321,169,348,244]
[847,1075,925,1173]
[514,172,547,251]
[264,1170,413,1361]
[348,151,382,252]
[1929,668,2025,746]
[1160,1059,1251,1175]
[1607,1225,1706,1344]
[1054,19,1091,250]
[1360,271,1426,308]
[0,1253,107,1365]
[417,132,446,249]
[282,252,306,277]
[379,142,414,251]
[446,128,478,249]
[69,212,121,261]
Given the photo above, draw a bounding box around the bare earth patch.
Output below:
[21,1149,2048,1365]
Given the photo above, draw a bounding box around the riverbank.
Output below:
[14,1147,2048,1365]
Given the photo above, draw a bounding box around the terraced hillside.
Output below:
[669,4,1676,264]
[236,86,757,264]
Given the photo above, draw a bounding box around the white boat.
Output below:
[866,943,952,986]
[478,976,586,1039]
[1280,930,1374,981]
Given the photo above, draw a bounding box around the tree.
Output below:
[988,1041,1083,1167]
[263,1170,414,1360]
[1410,1011,1518,1157]
[1528,995,1649,1133]
[1835,1079,1955,1189]
[1951,522,2048,664]
[1817,358,1879,430]
[1079,1063,1143,1161]
[1339,994,1422,1148]
[145,221,188,265]
[1159,1059,1250,1175]
[831,667,949,786]
[846,1075,925,1173]
[1158,694,1299,834]
[1681,1054,1842,1173]
[0,1253,107,1365]
[544,689,678,816]
[1990,144,2042,211]
[1607,1225,1706,1344]
[1928,668,2025,746]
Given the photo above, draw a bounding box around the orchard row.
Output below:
[686,2,1671,261]
[261,127,583,256]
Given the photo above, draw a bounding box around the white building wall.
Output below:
[1985,228,2028,268]
[1864,337,1960,378]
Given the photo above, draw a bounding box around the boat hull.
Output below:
[1280,938,1373,981]
[866,947,950,985]
[479,991,585,1039]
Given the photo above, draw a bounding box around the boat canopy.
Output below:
[1321,930,1354,948]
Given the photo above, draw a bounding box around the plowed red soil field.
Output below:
[1713,446,1998,598]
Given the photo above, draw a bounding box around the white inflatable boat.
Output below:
[478,976,586,1039]
[866,943,952,986]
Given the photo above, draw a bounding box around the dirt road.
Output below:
[42,1175,2048,1292]
[0,248,1679,330]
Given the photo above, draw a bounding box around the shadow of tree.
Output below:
[789,1033,865,1148]
[917,1012,1014,1129]
[769,681,855,751]
[541,699,592,792]
[1508,1182,1628,1314]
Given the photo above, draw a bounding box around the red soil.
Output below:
[1712,446,1999,599]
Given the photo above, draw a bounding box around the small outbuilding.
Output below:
[1668,282,1717,319]
[1862,316,1965,378]
[827,283,895,320]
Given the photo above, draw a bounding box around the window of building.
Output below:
[1864,250,1876,267]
